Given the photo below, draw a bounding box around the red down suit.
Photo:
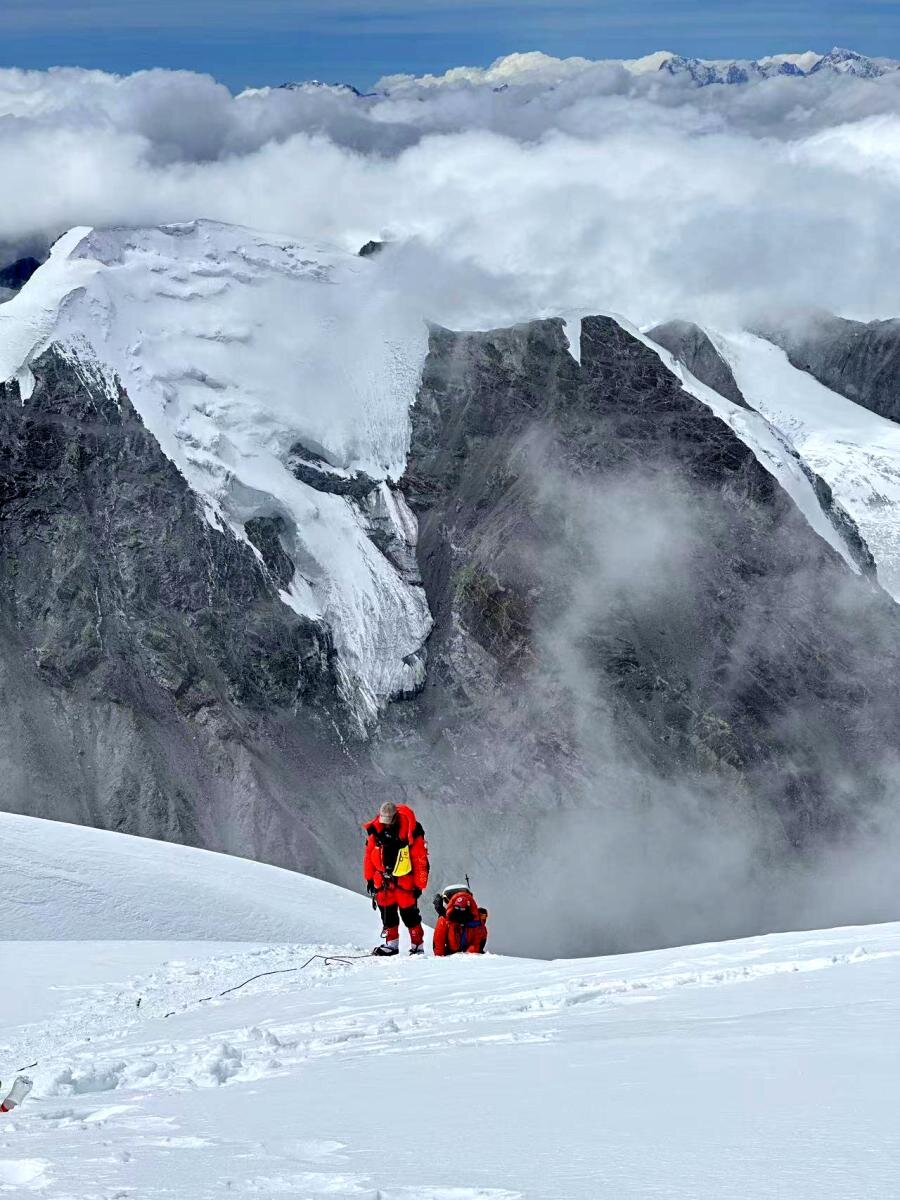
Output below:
[363,804,429,947]
[433,889,488,956]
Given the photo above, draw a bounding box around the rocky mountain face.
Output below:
[395,318,899,827]
[648,320,749,408]
[648,319,877,582]
[762,313,900,423]
[363,314,900,950]
[0,343,361,880]
[4,233,900,952]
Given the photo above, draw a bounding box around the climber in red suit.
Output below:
[363,801,429,956]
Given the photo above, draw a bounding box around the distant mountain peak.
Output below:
[377,48,898,94]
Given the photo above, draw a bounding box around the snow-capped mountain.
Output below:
[658,46,895,85]
[377,46,898,93]
[3,812,900,1199]
[6,221,900,955]
[0,222,431,718]
[648,318,900,602]
[268,47,899,98]
[279,80,366,96]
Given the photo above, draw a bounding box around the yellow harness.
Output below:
[392,845,413,877]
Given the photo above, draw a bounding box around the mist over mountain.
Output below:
[2,50,900,954]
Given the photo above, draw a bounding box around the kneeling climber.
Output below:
[364,801,429,956]
[432,884,488,956]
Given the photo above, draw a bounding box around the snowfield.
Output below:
[1,816,898,1198]
[0,812,375,945]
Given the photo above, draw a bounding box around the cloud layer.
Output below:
[1,56,899,332]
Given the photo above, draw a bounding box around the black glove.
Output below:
[413,887,422,899]
[366,879,377,897]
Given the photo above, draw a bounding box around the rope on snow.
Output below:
[13,953,373,1071]
[160,952,372,1017]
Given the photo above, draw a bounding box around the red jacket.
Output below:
[363,804,429,895]
[433,890,488,956]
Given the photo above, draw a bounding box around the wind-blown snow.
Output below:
[714,331,900,599]
[0,221,433,713]
[2,814,900,1198]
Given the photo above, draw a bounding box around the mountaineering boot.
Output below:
[409,922,425,953]
[372,944,399,957]
[0,1077,32,1112]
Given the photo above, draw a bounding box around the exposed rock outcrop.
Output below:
[397,316,900,846]
[648,319,749,408]
[761,312,900,424]
[0,344,351,869]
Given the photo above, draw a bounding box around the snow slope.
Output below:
[0,222,432,716]
[714,330,900,598]
[2,815,900,1198]
[0,812,373,944]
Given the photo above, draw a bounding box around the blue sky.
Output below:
[0,0,897,89]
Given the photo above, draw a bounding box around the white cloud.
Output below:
[0,59,899,328]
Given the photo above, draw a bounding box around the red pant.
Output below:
[377,886,423,945]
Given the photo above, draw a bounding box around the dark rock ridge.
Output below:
[0,345,354,871]
[382,315,900,952]
[761,312,900,424]
[648,319,876,577]
[287,441,378,500]
[244,515,296,591]
[0,256,42,290]
[648,319,749,409]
